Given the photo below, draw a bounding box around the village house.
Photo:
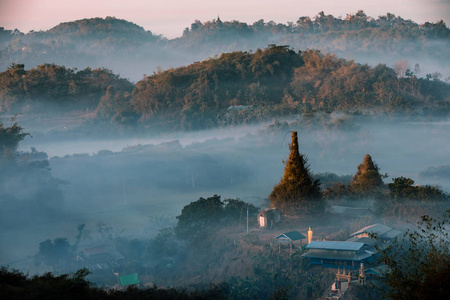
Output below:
[301,241,375,270]
[301,223,400,270]
[75,245,124,270]
[257,208,281,229]
[273,230,306,252]
[347,223,401,244]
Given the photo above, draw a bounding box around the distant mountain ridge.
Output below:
[0,11,449,82]
[47,17,158,41]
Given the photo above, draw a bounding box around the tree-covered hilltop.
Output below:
[46,17,158,41]
[0,63,134,113]
[0,17,166,81]
[0,17,159,47]
[1,12,448,81]
[1,46,449,131]
[131,46,450,130]
[131,45,303,130]
[177,11,449,61]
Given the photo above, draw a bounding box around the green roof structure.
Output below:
[119,273,140,286]
[274,231,307,244]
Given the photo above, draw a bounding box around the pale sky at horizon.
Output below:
[1,0,449,38]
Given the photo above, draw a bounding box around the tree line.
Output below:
[269,131,448,218]
[131,46,449,130]
[0,63,134,113]
[0,11,448,81]
[1,45,449,131]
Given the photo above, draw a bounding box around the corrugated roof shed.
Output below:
[346,237,379,246]
[351,224,392,237]
[381,229,401,239]
[306,241,364,251]
[120,273,140,286]
[274,231,306,242]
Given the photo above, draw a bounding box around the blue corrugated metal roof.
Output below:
[346,237,379,246]
[302,251,372,261]
[381,229,401,239]
[306,241,364,251]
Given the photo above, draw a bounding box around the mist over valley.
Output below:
[2,115,448,264]
[1,8,449,300]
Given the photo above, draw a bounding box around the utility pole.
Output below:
[247,207,249,233]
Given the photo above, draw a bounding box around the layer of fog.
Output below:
[2,116,449,268]
[2,28,449,83]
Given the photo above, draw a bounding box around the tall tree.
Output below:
[350,154,384,193]
[0,118,29,160]
[269,131,322,215]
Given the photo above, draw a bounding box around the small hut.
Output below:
[75,245,124,270]
[257,208,281,229]
[274,230,307,252]
[119,273,140,287]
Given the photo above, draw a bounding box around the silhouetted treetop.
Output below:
[269,131,322,215]
[0,118,29,158]
[350,154,384,192]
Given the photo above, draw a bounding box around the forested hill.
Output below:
[46,17,158,41]
[0,63,134,113]
[0,17,161,48]
[0,17,167,82]
[3,46,448,132]
[130,46,450,130]
[1,12,449,82]
[175,12,449,59]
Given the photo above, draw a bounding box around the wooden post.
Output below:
[246,207,249,233]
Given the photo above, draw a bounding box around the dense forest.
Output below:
[0,12,449,81]
[175,11,449,61]
[0,63,134,113]
[131,46,450,130]
[1,46,449,132]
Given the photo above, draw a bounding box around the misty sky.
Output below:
[1,0,449,38]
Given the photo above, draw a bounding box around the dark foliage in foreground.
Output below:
[0,266,227,299]
[270,131,322,215]
[374,210,450,299]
